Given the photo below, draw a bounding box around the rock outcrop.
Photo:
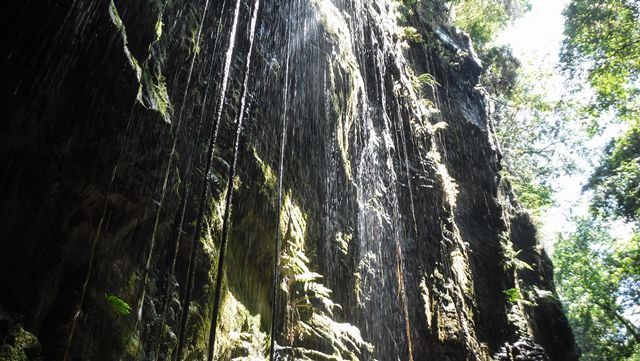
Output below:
[0,0,579,360]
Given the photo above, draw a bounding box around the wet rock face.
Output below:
[0,0,579,360]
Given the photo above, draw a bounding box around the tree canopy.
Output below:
[587,123,640,223]
[555,219,640,360]
[554,0,640,360]
[450,0,531,48]
[561,0,640,120]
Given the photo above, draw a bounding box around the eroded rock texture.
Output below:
[0,0,579,360]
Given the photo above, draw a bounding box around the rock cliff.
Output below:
[0,0,579,360]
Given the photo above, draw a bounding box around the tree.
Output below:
[558,3,640,359]
[555,218,640,361]
[449,0,531,48]
[481,46,580,215]
[560,0,640,120]
[587,122,640,223]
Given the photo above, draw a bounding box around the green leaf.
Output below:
[105,294,132,316]
[503,287,521,303]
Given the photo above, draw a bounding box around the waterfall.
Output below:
[0,0,579,360]
[174,0,244,358]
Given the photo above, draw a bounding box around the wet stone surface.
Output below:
[0,0,578,360]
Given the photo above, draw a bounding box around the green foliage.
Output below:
[561,0,640,120]
[105,294,132,316]
[401,26,423,43]
[395,0,418,22]
[451,0,508,47]
[557,5,640,357]
[503,287,522,303]
[481,46,520,97]
[587,123,640,223]
[450,0,530,48]
[413,72,440,92]
[554,218,640,360]
[485,47,580,216]
[500,236,534,272]
[508,174,554,214]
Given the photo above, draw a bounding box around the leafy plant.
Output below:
[555,218,640,360]
[503,287,521,303]
[560,0,640,121]
[449,0,530,48]
[586,124,640,223]
[401,26,423,43]
[413,73,440,93]
[105,294,132,316]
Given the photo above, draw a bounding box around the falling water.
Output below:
[136,0,212,324]
[0,0,579,360]
[174,0,244,358]
[207,1,260,358]
[62,1,174,358]
[269,2,292,359]
[152,2,229,357]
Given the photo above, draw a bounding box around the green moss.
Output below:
[253,148,277,193]
[152,75,173,121]
[154,18,164,41]
[401,26,423,43]
[426,149,458,205]
[121,328,142,359]
[0,325,40,361]
[215,291,267,359]
[313,0,366,181]
[175,189,270,359]
[108,0,142,80]
[504,287,522,304]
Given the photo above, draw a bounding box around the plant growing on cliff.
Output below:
[401,26,423,43]
[413,73,440,93]
[105,294,132,316]
[503,287,522,303]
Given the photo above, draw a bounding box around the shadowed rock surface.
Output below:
[0,0,579,360]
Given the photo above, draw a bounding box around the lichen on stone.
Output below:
[0,325,41,361]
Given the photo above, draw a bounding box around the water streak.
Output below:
[152,3,229,358]
[269,3,293,358]
[206,1,261,358]
[136,0,212,323]
[174,0,244,357]
[62,2,171,358]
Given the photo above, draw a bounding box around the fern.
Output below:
[416,73,440,88]
[105,294,132,316]
[503,288,521,303]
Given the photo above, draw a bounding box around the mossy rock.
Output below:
[0,325,42,361]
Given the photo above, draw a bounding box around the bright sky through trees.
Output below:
[495,0,631,250]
